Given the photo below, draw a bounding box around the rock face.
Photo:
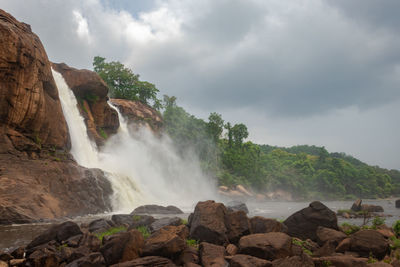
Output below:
[52,62,119,146]
[283,201,338,241]
[110,98,163,132]
[349,229,389,259]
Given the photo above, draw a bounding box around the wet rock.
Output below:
[199,242,227,267]
[272,254,314,267]
[226,201,249,214]
[66,252,106,267]
[226,254,272,267]
[283,201,338,241]
[313,255,368,267]
[226,210,251,244]
[226,244,238,256]
[350,229,388,259]
[88,218,115,233]
[150,217,182,232]
[189,200,229,245]
[250,217,288,234]
[143,227,186,259]
[126,215,155,230]
[110,256,177,267]
[351,199,363,212]
[100,229,144,266]
[238,232,292,261]
[27,221,82,249]
[316,226,347,246]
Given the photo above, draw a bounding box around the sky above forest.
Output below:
[1,0,399,169]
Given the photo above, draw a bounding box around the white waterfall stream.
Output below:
[52,69,217,213]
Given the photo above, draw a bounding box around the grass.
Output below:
[292,238,312,256]
[181,219,188,225]
[98,128,108,139]
[186,239,199,249]
[340,222,360,235]
[136,226,151,239]
[95,226,127,242]
[132,215,142,222]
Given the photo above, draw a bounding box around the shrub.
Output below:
[393,220,400,237]
[186,239,198,248]
[340,222,360,235]
[136,226,150,239]
[371,216,385,229]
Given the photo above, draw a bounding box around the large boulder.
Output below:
[131,205,183,215]
[283,201,338,241]
[238,232,292,261]
[316,226,347,246]
[351,199,362,212]
[66,252,106,267]
[250,217,287,234]
[226,201,249,214]
[199,242,227,267]
[52,62,119,146]
[189,200,229,245]
[226,210,251,244]
[143,226,186,259]
[361,204,384,212]
[150,217,182,232]
[349,229,389,259]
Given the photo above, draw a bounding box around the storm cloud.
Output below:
[1,0,399,169]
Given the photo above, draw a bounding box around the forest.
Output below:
[94,57,400,200]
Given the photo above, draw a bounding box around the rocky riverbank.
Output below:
[1,200,400,267]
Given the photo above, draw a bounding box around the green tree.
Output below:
[207,112,224,143]
[231,123,249,147]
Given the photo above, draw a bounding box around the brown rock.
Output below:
[178,247,199,265]
[52,62,119,146]
[0,261,7,267]
[250,217,288,234]
[361,204,384,212]
[350,230,389,259]
[314,255,368,267]
[100,229,144,266]
[110,98,163,132]
[226,210,251,244]
[351,199,363,212]
[143,227,186,259]
[283,201,338,241]
[110,256,177,267]
[238,232,292,261]
[79,233,101,252]
[313,240,337,257]
[27,247,61,267]
[162,225,189,240]
[66,252,106,267]
[9,258,25,266]
[272,254,314,267]
[316,226,347,246]
[189,200,229,245]
[226,244,239,256]
[376,225,395,239]
[367,262,392,267]
[199,242,227,267]
[336,237,351,253]
[10,246,25,259]
[227,254,272,267]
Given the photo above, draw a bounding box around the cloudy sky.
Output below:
[2,0,399,170]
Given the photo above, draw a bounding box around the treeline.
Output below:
[94,57,400,200]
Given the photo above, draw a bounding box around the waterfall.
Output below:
[53,69,218,213]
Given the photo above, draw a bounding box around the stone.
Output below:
[79,233,101,252]
[313,240,337,257]
[161,225,189,240]
[178,247,199,265]
[10,246,25,259]
[8,258,25,266]
[226,201,249,214]
[0,252,12,261]
[226,210,251,244]
[131,204,183,215]
[27,221,82,249]
[143,227,186,259]
[66,252,106,267]
[351,199,363,212]
[27,247,61,267]
[316,226,347,246]
[189,200,229,245]
[199,242,227,267]
[88,219,115,233]
[283,201,338,241]
[350,229,389,259]
[226,244,238,256]
[272,254,314,267]
[367,262,392,267]
[250,217,288,234]
[313,255,368,267]
[64,235,83,248]
[0,261,7,267]
[227,254,272,267]
[100,229,144,266]
[126,215,155,230]
[110,256,177,267]
[238,232,292,261]
[336,237,351,253]
[150,217,182,232]
[396,199,400,208]
[361,204,384,213]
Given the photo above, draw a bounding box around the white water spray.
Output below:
[53,69,218,212]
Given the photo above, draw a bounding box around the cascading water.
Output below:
[52,69,218,213]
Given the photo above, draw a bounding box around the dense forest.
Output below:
[94,57,400,200]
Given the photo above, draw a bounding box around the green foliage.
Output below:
[393,220,400,237]
[83,92,99,104]
[98,128,108,139]
[367,252,377,263]
[390,236,400,250]
[132,215,142,222]
[292,238,312,256]
[372,216,385,229]
[93,56,161,109]
[186,239,198,248]
[95,226,127,241]
[181,219,188,225]
[340,222,360,235]
[136,226,151,239]
[322,260,332,267]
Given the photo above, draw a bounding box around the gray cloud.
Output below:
[0,0,399,169]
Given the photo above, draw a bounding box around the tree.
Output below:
[231,123,249,147]
[93,56,161,109]
[207,112,224,143]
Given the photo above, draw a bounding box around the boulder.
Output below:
[111,99,163,133]
[272,254,314,267]
[336,237,351,253]
[226,244,239,256]
[250,217,288,234]
[78,233,102,252]
[66,252,106,267]
[100,229,144,266]
[10,246,25,259]
[226,254,272,267]
[26,247,61,267]
[189,200,229,245]
[178,247,199,265]
[351,199,363,212]
[226,210,251,244]
[52,62,119,146]
[238,232,292,261]
[125,215,155,230]
[361,204,384,212]
[283,201,338,241]
[143,226,186,259]
[396,199,400,208]
[349,229,389,259]
[162,225,189,240]
[110,256,177,267]
[88,218,115,234]
[199,242,227,267]
[226,201,249,214]
[313,255,368,267]
[27,221,82,249]
[150,217,182,232]
[131,204,183,215]
[316,226,347,246]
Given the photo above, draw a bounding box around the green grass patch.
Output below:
[98,128,108,139]
[340,222,360,235]
[292,238,312,256]
[181,219,188,225]
[95,226,127,242]
[136,226,150,239]
[371,216,385,229]
[132,215,142,222]
[186,239,198,248]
